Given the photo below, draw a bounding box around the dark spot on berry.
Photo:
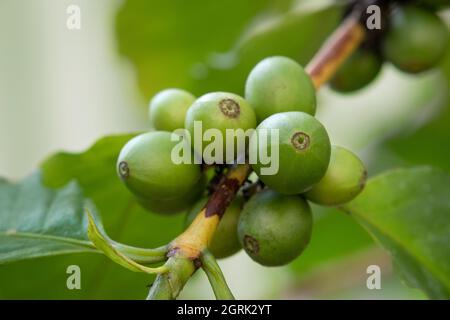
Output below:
[291,132,310,151]
[244,235,259,255]
[359,169,368,190]
[118,161,130,180]
[403,61,425,73]
[219,99,240,118]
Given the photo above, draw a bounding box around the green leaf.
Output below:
[40,134,185,248]
[0,134,186,299]
[0,172,98,264]
[0,169,168,270]
[343,167,450,299]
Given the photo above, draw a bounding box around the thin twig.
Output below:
[201,250,235,300]
[306,12,365,88]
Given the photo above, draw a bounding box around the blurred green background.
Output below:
[0,0,449,299]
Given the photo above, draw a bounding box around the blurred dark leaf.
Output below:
[0,173,98,264]
[116,0,342,99]
[343,167,450,299]
[194,2,342,95]
[116,0,273,97]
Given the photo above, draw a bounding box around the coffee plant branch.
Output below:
[146,3,369,300]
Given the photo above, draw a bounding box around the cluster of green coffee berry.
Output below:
[331,1,449,93]
[116,55,367,267]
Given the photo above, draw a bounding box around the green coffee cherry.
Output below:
[117,131,204,214]
[149,89,196,131]
[330,49,382,93]
[245,56,316,122]
[305,146,367,206]
[185,92,257,164]
[185,196,243,259]
[383,6,449,73]
[250,112,331,195]
[238,190,312,266]
[136,176,206,214]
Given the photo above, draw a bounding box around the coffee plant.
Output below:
[1,0,449,300]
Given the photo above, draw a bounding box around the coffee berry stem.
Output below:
[112,243,168,264]
[147,4,368,300]
[172,164,251,258]
[201,250,235,300]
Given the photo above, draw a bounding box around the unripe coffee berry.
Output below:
[383,6,449,73]
[245,56,316,123]
[135,177,206,215]
[305,146,367,206]
[330,49,382,93]
[185,92,257,164]
[149,88,196,131]
[117,131,204,214]
[238,190,312,266]
[185,195,243,259]
[250,112,331,195]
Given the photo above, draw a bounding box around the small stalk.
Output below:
[112,243,168,264]
[201,250,235,300]
[306,10,365,89]
[147,254,197,300]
